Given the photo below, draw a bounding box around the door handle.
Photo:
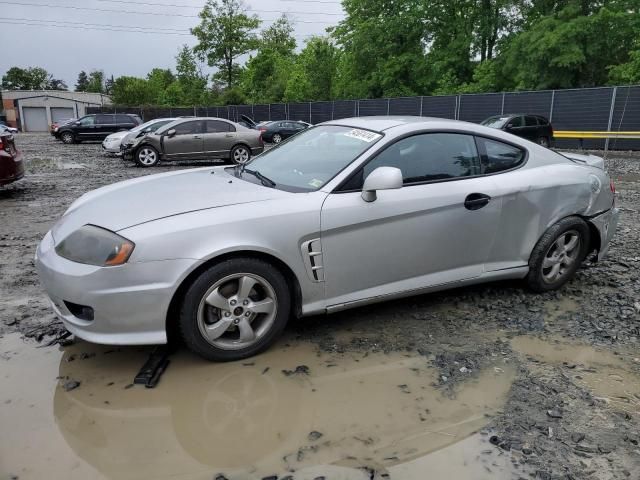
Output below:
[225,133,235,137]
[193,135,202,139]
[464,193,491,211]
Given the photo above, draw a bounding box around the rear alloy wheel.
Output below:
[60,132,75,144]
[179,258,290,361]
[526,217,589,292]
[537,136,550,148]
[230,145,251,165]
[135,146,159,167]
[272,133,282,144]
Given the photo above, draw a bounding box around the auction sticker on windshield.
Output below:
[344,129,382,143]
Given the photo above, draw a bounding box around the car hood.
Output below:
[105,131,129,141]
[51,167,290,242]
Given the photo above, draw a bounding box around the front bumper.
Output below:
[35,230,194,345]
[102,140,122,154]
[590,207,620,260]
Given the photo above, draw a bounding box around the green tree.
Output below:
[47,77,68,91]
[284,37,337,101]
[500,3,639,89]
[192,0,261,88]
[332,0,429,98]
[609,49,640,84]
[174,45,208,105]
[1,66,49,90]
[86,70,105,93]
[241,16,297,103]
[75,71,89,92]
[146,68,175,103]
[112,76,153,105]
[104,75,115,96]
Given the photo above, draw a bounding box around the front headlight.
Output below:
[55,225,135,266]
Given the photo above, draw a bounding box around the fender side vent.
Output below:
[301,238,324,282]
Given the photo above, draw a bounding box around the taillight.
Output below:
[610,179,616,194]
[0,138,3,150]
[259,128,267,133]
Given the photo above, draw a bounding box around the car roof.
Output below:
[324,116,468,133]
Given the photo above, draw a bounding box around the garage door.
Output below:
[51,107,75,124]
[22,107,48,132]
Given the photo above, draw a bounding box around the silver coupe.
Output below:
[36,117,619,361]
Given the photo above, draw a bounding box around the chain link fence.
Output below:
[88,85,640,150]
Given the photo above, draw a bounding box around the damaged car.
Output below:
[36,116,619,361]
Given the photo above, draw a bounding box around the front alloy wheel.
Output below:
[135,146,159,167]
[179,258,290,361]
[61,132,75,144]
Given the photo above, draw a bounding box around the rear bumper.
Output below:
[0,150,24,186]
[590,207,620,260]
[102,140,122,154]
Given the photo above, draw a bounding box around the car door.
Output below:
[504,115,526,138]
[320,132,503,307]
[74,115,97,140]
[95,114,116,139]
[162,120,204,159]
[524,116,540,141]
[203,120,237,158]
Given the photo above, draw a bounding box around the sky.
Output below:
[0,0,345,89]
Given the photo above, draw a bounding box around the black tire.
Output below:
[537,136,550,148]
[526,216,590,292]
[178,258,291,362]
[272,133,282,144]
[60,132,76,144]
[230,144,251,165]
[134,145,160,168]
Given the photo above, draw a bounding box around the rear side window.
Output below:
[477,137,526,174]
[525,116,539,126]
[362,133,480,185]
[509,116,524,127]
[96,114,114,125]
[173,121,202,135]
[206,120,234,133]
[116,114,133,124]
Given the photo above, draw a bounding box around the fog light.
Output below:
[64,301,94,321]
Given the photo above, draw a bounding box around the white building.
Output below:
[1,90,112,132]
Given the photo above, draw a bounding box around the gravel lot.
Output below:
[1,133,639,480]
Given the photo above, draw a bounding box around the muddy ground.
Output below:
[1,133,639,480]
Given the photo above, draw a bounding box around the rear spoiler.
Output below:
[561,152,605,170]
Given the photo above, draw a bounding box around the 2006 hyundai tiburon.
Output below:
[36,117,619,361]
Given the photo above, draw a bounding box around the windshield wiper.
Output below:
[242,168,276,188]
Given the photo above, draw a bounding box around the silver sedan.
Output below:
[36,117,619,361]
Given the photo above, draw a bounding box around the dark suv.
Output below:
[481,114,554,147]
[56,114,142,144]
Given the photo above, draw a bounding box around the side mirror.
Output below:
[361,166,403,202]
[74,121,81,126]
[166,129,176,138]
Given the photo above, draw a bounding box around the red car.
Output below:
[0,132,24,186]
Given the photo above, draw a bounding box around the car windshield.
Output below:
[481,116,509,128]
[234,125,383,192]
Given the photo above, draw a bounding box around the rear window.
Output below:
[477,137,526,174]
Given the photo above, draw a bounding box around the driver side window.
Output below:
[341,133,480,190]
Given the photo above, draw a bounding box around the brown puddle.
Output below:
[1,333,518,480]
[511,337,640,415]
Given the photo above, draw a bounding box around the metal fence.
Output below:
[88,85,640,150]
